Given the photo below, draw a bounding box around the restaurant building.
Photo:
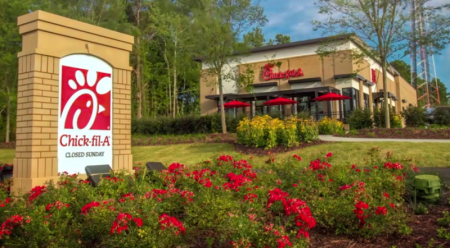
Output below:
[198,35,417,121]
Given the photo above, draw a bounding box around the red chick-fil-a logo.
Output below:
[371,69,377,83]
[59,65,112,131]
[262,63,304,81]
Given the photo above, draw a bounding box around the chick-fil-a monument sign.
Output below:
[262,63,304,81]
[58,55,113,174]
[13,10,134,195]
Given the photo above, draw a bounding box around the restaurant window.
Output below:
[296,96,311,114]
[363,93,369,109]
[352,88,360,109]
[254,100,267,116]
[342,88,352,114]
[342,87,360,115]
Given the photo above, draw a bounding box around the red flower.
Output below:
[309,159,332,171]
[0,198,11,208]
[293,183,297,187]
[354,201,369,228]
[325,152,333,158]
[390,203,395,208]
[0,215,26,239]
[46,201,70,211]
[293,154,302,161]
[159,214,186,235]
[317,174,325,182]
[243,193,258,203]
[119,193,135,202]
[28,185,46,202]
[81,201,101,215]
[383,192,390,199]
[133,217,143,227]
[375,206,387,215]
[339,184,352,190]
[384,162,404,170]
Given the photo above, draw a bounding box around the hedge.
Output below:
[131,114,246,135]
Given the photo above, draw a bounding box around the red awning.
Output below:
[312,92,351,101]
[218,100,251,108]
[263,97,297,106]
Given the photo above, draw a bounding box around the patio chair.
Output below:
[146,162,167,172]
[85,164,112,187]
[0,165,13,183]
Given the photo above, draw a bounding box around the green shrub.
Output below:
[347,108,373,130]
[295,111,311,120]
[434,107,450,126]
[236,115,318,149]
[401,106,425,127]
[318,117,345,134]
[131,114,245,135]
[374,107,402,128]
[0,150,416,247]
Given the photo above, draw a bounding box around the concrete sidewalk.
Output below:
[319,135,450,143]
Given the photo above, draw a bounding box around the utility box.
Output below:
[414,175,442,202]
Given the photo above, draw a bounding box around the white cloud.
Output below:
[266,15,285,27]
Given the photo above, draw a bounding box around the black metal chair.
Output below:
[0,165,13,183]
[146,162,166,172]
[85,165,112,187]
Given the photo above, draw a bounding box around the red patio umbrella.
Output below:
[263,97,298,106]
[312,92,351,101]
[218,100,251,108]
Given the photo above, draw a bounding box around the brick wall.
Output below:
[14,54,60,188]
[112,69,133,171]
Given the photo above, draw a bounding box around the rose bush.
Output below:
[0,149,417,247]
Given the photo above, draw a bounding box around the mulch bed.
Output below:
[336,128,450,139]
[311,192,450,248]
[233,140,330,156]
[0,142,15,149]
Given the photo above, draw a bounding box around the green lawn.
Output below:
[2,142,450,167]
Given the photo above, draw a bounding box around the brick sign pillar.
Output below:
[12,10,134,194]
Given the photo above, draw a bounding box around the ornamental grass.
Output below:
[0,150,417,247]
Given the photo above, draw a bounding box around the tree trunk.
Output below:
[172,35,178,118]
[135,1,142,119]
[381,61,390,128]
[218,74,227,134]
[162,41,172,117]
[5,93,10,143]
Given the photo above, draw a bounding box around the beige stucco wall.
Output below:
[397,75,418,109]
[12,10,134,194]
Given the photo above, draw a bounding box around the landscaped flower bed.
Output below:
[337,127,450,139]
[0,150,420,247]
[237,116,319,149]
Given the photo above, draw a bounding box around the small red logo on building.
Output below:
[60,66,112,130]
[371,69,377,83]
[262,63,304,81]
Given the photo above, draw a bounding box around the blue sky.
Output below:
[257,0,450,92]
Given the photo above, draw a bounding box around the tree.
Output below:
[266,34,291,45]
[0,0,30,142]
[191,0,267,134]
[390,60,411,83]
[313,0,450,128]
[390,60,448,106]
[243,27,265,48]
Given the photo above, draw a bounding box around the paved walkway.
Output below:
[319,135,450,143]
